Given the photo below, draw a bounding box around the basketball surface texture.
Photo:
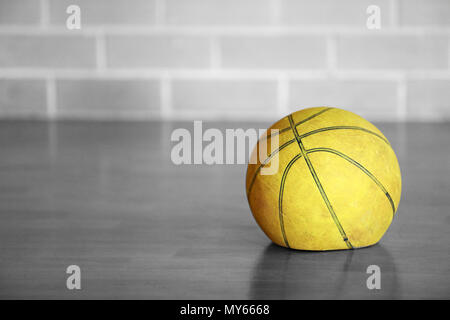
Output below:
[246,107,402,251]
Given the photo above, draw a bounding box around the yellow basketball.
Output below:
[246,107,402,251]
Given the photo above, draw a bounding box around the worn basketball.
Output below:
[246,107,402,251]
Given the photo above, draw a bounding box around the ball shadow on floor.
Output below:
[248,242,398,299]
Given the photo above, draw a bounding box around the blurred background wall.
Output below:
[0,0,448,121]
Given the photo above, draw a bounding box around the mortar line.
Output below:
[95,31,107,70]
[40,0,49,29]
[1,26,449,36]
[1,69,450,80]
[155,0,166,26]
[210,37,221,70]
[160,73,172,120]
[270,0,282,25]
[397,75,407,121]
[390,0,400,28]
[326,34,338,77]
[277,75,289,118]
[46,76,57,119]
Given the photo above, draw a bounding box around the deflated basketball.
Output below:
[246,107,402,251]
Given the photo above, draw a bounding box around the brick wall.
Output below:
[0,0,449,121]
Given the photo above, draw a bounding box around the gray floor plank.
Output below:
[0,121,448,299]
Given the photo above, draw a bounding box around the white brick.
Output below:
[407,80,450,120]
[56,79,160,117]
[166,0,272,25]
[289,79,398,120]
[0,0,40,25]
[172,79,278,116]
[0,35,96,68]
[281,0,392,27]
[221,36,327,69]
[0,80,47,117]
[337,35,448,70]
[106,36,211,69]
[399,0,450,26]
[49,0,157,26]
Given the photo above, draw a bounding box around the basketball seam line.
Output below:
[300,126,390,145]
[278,153,304,248]
[307,147,396,218]
[247,125,390,196]
[287,114,354,249]
[250,145,397,219]
[247,139,295,196]
[258,107,333,143]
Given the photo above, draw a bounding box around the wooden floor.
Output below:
[0,121,449,299]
